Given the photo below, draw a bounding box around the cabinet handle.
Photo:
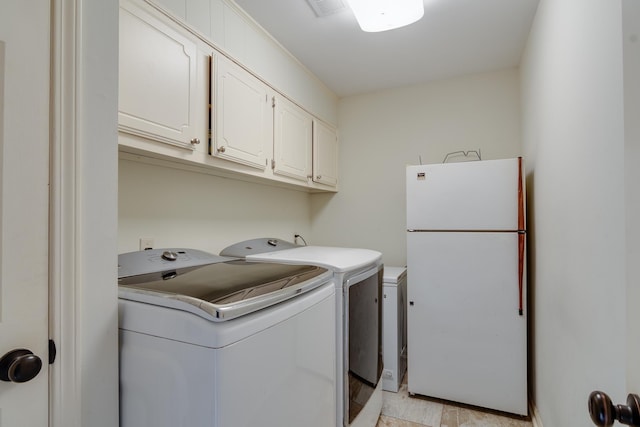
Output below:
[190,138,200,145]
[217,146,226,153]
[316,175,322,180]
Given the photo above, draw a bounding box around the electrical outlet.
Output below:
[139,237,154,251]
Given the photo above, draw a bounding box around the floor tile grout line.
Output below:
[379,413,431,427]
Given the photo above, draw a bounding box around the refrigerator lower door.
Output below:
[407,231,527,416]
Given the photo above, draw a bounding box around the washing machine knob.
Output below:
[161,250,178,261]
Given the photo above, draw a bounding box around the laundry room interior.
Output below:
[118,67,521,264]
[112,1,640,427]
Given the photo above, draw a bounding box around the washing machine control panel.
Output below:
[161,250,178,261]
[118,248,236,279]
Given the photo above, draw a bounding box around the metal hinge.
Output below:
[271,159,275,169]
[48,339,56,365]
[272,96,276,108]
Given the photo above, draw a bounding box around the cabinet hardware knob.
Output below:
[190,138,200,145]
[588,391,640,426]
[316,175,322,179]
[217,146,226,153]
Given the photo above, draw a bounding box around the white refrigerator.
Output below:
[406,157,527,416]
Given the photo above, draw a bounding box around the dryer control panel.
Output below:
[220,238,297,258]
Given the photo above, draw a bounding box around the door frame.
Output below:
[49,1,119,426]
[49,1,80,424]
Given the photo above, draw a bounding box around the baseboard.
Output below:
[530,402,544,427]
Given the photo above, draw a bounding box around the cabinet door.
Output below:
[119,0,202,149]
[273,96,312,182]
[213,56,271,170]
[312,120,338,187]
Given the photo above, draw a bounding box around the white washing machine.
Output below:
[221,239,384,427]
[381,266,407,392]
[117,248,336,427]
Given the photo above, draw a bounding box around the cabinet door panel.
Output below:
[214,56,270,169]
[313,120,338,187]
[119,1,199,149]
[273,96,312,182]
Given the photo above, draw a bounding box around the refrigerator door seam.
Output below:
[407,229,526,233]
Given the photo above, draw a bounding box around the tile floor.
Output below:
[376,375,532,427]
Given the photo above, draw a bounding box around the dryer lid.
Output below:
[220,238,297,257]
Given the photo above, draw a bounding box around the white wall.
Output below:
[520,1,626,426]
[118,159,312,254]
[310,69,522,267]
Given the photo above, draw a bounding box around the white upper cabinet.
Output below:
[119,0,204,150]
[273,96,313,182]
[313,120,339,187]
[212,55,272,170]
[117,0,338,191]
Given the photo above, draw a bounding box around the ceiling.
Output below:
[233,0,540,97]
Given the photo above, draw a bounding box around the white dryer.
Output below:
[221,239,384,427]
[117,248,336,427]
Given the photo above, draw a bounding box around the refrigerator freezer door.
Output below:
[406,231,527,416]
[406,158,523,231]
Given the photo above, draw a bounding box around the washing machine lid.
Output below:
[118,249,331,321]
[220,237,297,257]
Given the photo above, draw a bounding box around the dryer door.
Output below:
[347,266,383,423]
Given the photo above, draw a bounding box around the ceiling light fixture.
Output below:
[345,0,424,32]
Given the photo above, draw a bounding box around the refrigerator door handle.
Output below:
[517,157,525,316]
[518,231,525,316]
[518,157,525,231]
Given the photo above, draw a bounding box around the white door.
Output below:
[273,95,312,182]
[624,0,640,407]
[0,1,50,425]
[312,120,338,187]
[213,55,271,169]
[119,0,202,150]
[406,158,522,231]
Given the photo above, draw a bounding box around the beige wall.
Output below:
[520,0,627,425]
[310,69,522,267]
[118,159,312,254]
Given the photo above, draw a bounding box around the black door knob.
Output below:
[0,349,43,383]
[589,391,640,426]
